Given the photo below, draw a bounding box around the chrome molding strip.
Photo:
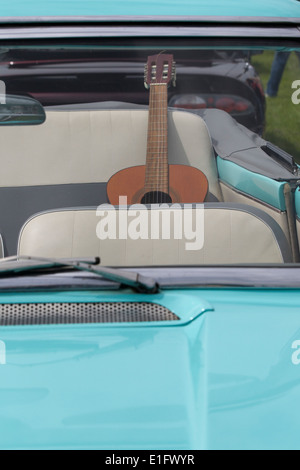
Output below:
[0,25,299,40]
[0,15,299,24]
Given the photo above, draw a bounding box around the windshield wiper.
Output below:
[0,256,159,294]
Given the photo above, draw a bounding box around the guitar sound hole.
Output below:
[141,191,173,204]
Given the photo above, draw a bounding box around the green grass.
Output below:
[251,51,300,163]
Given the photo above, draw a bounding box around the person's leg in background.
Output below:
[266,51,291,97]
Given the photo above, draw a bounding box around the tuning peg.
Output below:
[172,62,177,87]
[144,64,149,89]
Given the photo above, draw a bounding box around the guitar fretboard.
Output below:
[144,83,169,194]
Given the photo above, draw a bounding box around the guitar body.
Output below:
[107,54,209,206]
[107,164,209,205]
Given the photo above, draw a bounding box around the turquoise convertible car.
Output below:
[0,0,300,451]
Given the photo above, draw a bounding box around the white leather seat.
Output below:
[0,108,224,256]
[0,109,222,202]
[18,204,291,265]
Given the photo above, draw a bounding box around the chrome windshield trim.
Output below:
[0,15,299,24]
[0,266,300,290]
[0,25,299,40]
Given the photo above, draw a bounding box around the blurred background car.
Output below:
[0,49,266,134]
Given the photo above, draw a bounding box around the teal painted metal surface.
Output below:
[217,156,287,211]
[0,0,300,19]
[0,289,211,450]
[204,288,300,450]
[295,188,300,217]
[0,288,300,449]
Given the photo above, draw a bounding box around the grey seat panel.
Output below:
[0,183,106,256]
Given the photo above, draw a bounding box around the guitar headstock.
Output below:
[144,54,176,89]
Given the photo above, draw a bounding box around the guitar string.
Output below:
[147,82,169,202]
[153,85,166,201]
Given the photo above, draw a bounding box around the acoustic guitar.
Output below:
[107,53,208,205]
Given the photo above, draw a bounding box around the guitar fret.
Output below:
[145,183,169,185]
[145,170,169,173]
[146,174,169,177]
[145,184,169,189]
[145,168,168,170]
[146,167,168,171]
[145,163,168,166]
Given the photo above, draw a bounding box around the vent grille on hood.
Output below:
[0,302,179,326]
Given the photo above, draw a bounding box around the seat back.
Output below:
[18,204,291,265]
[0,109,220,196]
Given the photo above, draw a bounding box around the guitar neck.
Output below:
[144,83,169,194]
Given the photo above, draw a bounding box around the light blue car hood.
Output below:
[0,0,300,20]
[0,287,300,450]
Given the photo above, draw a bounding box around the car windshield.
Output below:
[0,41,300,267]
